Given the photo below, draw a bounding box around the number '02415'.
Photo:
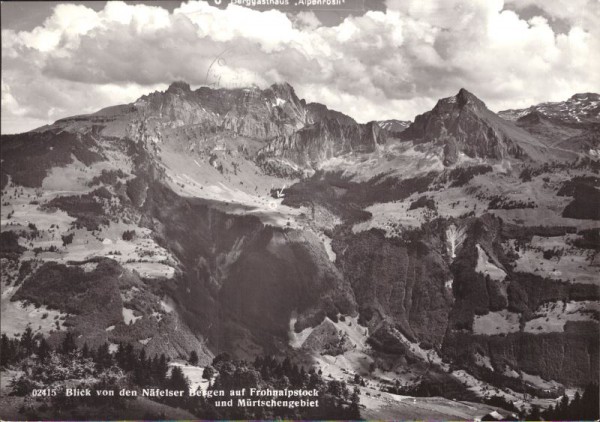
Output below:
[32,389,57,397]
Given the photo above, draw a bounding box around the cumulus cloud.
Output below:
[1,0,598,133]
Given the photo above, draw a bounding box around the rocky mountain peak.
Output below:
[517,109,547,125]
[269,81,295,97]
[436,88,486,111]
[401,88,544,165]
[455,87,485,108]
[165,80,192,94]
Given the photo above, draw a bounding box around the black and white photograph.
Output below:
[1,0,599,420]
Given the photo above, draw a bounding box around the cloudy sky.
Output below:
[2,0,599,134]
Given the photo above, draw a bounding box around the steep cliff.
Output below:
[142,182,357,356]
[258,119,386,173]
[332,225,454,349]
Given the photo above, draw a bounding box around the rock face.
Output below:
[401,89,544,165]
[443,323,600,387]
[321,207,600,388]
[442,215,600,387]
[332,226,454,349]
[258,119,386,173]
[52,81,308,141]
[135,81,307,139]
[50,81,387,173]
[139,180,357,357]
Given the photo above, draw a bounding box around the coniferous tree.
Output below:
[169,366,190,391]
[124,343,136,370]
[20,326,35,356]
[158,354,168,382]
[115,342,126,367]
[60,332,77,355]
[0,334,7,366]
[212,352,231,368]
[189,350,199,365]
[282,357,292,374]
[37,338,51,363]
[139,349,146,368]
[95,342,112,370]
[203,365,215,380]
[82,342,90,358]
[568,391,581,420]
[581,382,599,420]
[1,334,17,366]
[541,385,599,421]
[528,405,540,421]
[133,359,146,386]
[348,386,361,419]
[545,404,555,419]
[115,342,136,371]
[558,394,570,419]
[131,349,148,386]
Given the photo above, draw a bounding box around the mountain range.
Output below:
[1,81,598,420]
